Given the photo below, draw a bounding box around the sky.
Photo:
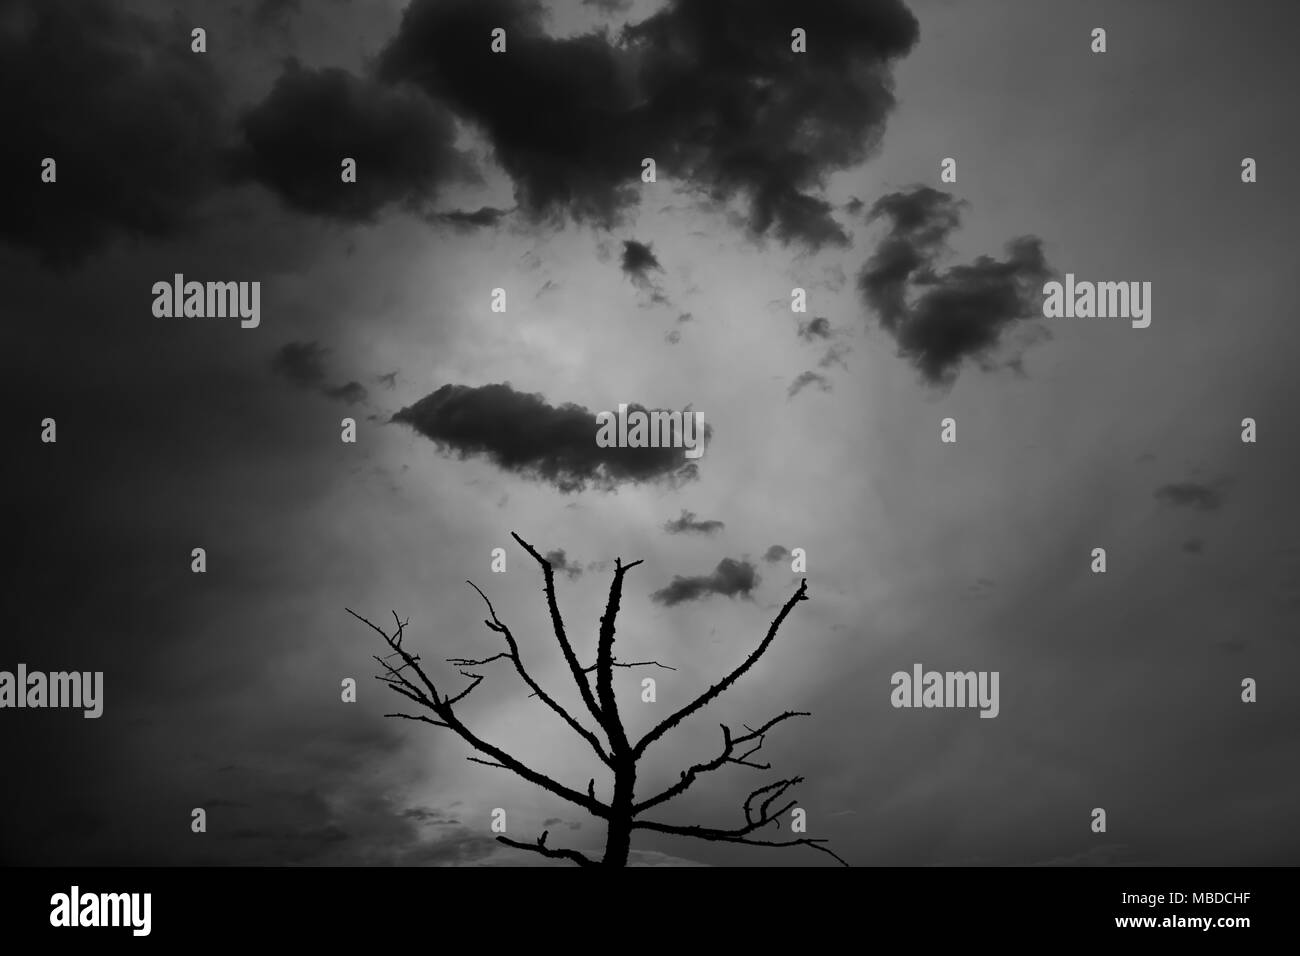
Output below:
[2,0,1299,867]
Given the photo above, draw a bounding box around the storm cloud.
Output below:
[377,0,919,247]
[858,186,1053,385]
[391,383,706,493]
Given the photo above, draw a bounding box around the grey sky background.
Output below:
[3,0,1298,866]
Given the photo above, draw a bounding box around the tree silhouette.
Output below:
[347,532,845,867]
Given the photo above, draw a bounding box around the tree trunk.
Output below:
[601,759,636,866]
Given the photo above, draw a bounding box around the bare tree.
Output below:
[347,532,845,867]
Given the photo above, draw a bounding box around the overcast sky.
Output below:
[3,0,1298,866]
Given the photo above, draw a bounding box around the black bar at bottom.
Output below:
[0,866,1283,943]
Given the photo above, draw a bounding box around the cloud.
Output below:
[271,341,330,389]
[377,0,919,248]
[235,61,473,221]
[857,186,1053,385]
[545,549,584,579]
[1182,538,1205,554]
[0,0,232,266]
[818,343,851,370]
[797,317,833,342]
[651,558,759,606]
[663,509,725,535]
[763,545,790,563]
[270,342,369,405]
[435,206,511,230]
[322,381,369,405]
[1154,481,1226,512]
[788,371,832,398]
[402,806,461,826]
[391,383,707,493]
[621,240,663,288]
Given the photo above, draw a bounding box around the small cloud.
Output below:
[271,341,368,405]
[1155,481,1226,512]
[818,343,851,371]
[651,558,758,606]
[797,317,833,342]
[323,381,368,405]
[788,371,831,399]
[762,545,790,563]
[545,549,584,580]
[435,206,510,230]
[621,240,663,288]
[663,509,724,536]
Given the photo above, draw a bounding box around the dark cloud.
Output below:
[436,206,511,230]
[621,240,663,287]
[763,545,790,563]
[391,383,707,493]
[252,0,302,29]
[797,317,833,341]
[858,186,1053,385]
[0,0,231,266]
[582,0,634,12]
[651,557,759,606]
[402,806,461,825]
[788,371,832,398]
[235,61,473,221]
[1155,482,1226,512]
[1182,538,1206,554]
[663,509,725,535]
[376,371,399,390]
[377,0,918,248]
[543,817,564,827]
[665,329,682,345]
[323,381,369,406]
[271,341,330,389]
[271,342,368,405]
[545,549,584,580]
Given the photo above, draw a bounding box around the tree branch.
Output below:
[633,774,848,866]
[461,581,612,766]
[348,606,611,820]
[634,578,809,759]
[633,710,808,814]
[497,831,596,867]
[595,556,644,758]
[511,533,610,737]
